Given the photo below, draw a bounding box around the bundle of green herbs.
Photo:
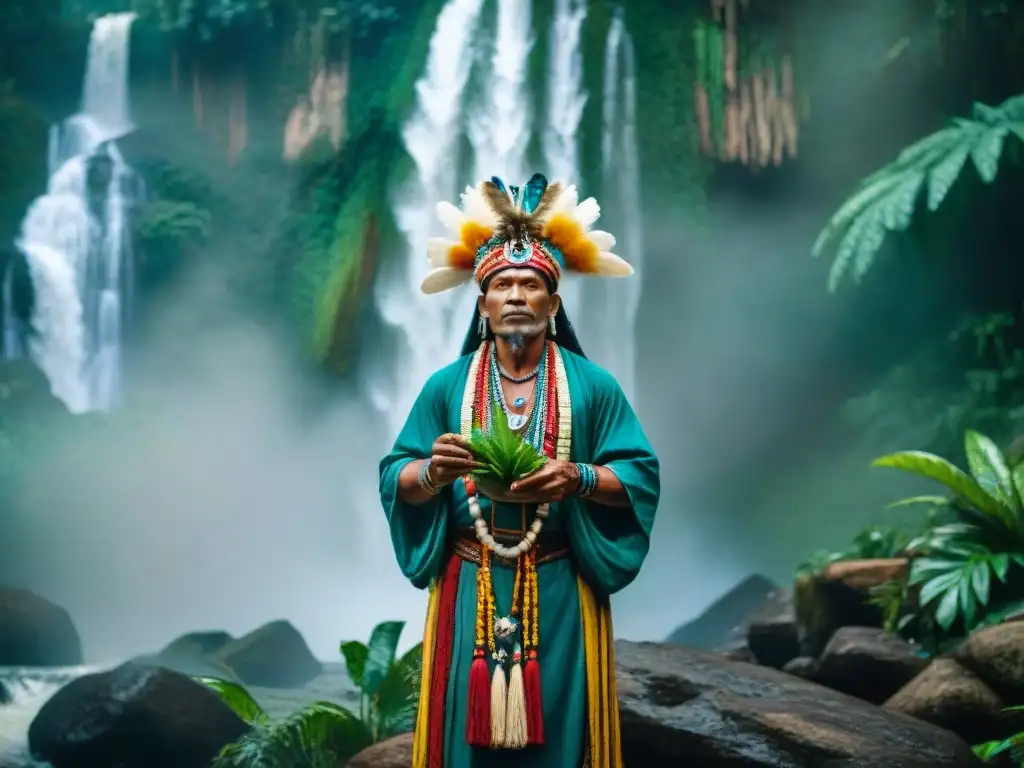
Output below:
[468,405,546,489]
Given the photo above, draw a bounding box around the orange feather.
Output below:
[543,214,599,273]
[447,242,477,270]
[460,221,493,255]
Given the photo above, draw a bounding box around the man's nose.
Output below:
[507,285,526,302]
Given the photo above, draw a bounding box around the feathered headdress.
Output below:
[421,173,633,294]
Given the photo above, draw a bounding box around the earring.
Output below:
[478,314,488,337]
[548,315,557,336]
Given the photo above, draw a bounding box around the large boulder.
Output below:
[162,630,234,657]
[954,621,1024,702]
[885,657,1008,745]
[215,620,321,688]
[348,732,414,768]
[815,626,929,704]
[0,588,82,666]
[666,574,778,651]
[795,558,907,657]
[745,588,799,668]
[616,640,981,766]
[27,661,249,768]
[0,679,11,704]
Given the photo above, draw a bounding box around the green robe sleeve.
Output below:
[568,366,660,597]
[378,369,451,589]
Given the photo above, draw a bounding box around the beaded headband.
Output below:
[421,173,634,295]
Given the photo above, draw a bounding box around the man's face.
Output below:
[480,268,558,339]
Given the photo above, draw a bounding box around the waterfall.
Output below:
[2,12,138,413]
[596,8,642,401]
[372,0,538,438]
[542,0,587,350]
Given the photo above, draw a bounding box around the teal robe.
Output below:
[379,348,660,767]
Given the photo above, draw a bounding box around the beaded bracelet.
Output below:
[418,459,441,496]
[575,462,598,498]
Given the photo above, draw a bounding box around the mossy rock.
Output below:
[161,630,234,658]
[215,620,321,689]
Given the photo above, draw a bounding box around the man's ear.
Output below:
[477,293,487,317]
[549,293,561,319]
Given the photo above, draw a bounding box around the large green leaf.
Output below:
[872,450,1008,522]
[362,621,405,698]
[970,125,1009,183]
[276,701,373,762]
[196,677,268,725]
[375,644,423,729]
[340,640,368,688]
[963,430,1016,513]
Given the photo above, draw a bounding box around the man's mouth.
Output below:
[503,312,533,320]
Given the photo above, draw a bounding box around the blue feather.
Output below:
[490,176,508,196]
[509,185,521,207]
[521,173,548,214]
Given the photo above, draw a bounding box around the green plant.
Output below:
[468,406,547,487]
[874,429,1024,633]
[974,707,1024,764]
[338,619,422,742]
[200,620,421,766]
[796,524,914,575]
[200,678,372,768]
[812,92,1024,291]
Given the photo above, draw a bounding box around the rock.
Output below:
[0,680,11,704]
[816,626,928,704]
[134,630,241,681]
[28,661,249,768]
[665,574,778,651]
[794,558,908,657]
[955,622,1024,702]
[162,630,234,657]
[0,587,82,666]
[722,646,756,663]
[746,588,799,668]
[885,657,1008,745]
[348,732,414,768]
[215,620,321,688]
[782,656,819,681]
[615,640,980,766]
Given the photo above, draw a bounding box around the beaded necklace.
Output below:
[487,341,547,441]
[458,340,571,751]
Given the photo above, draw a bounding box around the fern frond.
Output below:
[813,91,1024,291]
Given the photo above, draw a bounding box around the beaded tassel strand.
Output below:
[466,540,492,747]
[523,550,545,744]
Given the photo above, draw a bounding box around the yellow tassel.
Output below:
[503,655,528,748]
[490,662,507,747]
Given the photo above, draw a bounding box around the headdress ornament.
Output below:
[421,173,633,294]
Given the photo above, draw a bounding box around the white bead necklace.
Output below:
[465,482,548,560]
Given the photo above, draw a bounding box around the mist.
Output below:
[0,0,945,661]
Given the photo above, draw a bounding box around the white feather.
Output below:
[573,198,601,230]
[549,185,579,215]
[436,202,465,236]
[427,237,458,268]
[588,230,616,251]
[460,186,499,227]
[593,251,633,277]
[420,266,473,294]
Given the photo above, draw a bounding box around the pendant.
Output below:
[494,615,518,640]
[513,396,526,408]
[507,413,526,430]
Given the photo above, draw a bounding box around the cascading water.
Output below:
[372,0,487,437]
[2,12,138,414]
[372,0,535,438]
[542,0,587,349]
[596,8,642,401]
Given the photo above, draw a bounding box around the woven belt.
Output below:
[451,529,571,568]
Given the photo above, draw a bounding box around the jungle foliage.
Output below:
[201,620,421,767]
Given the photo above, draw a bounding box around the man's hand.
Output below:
[427,433,481,488]
[504,460,581,504]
